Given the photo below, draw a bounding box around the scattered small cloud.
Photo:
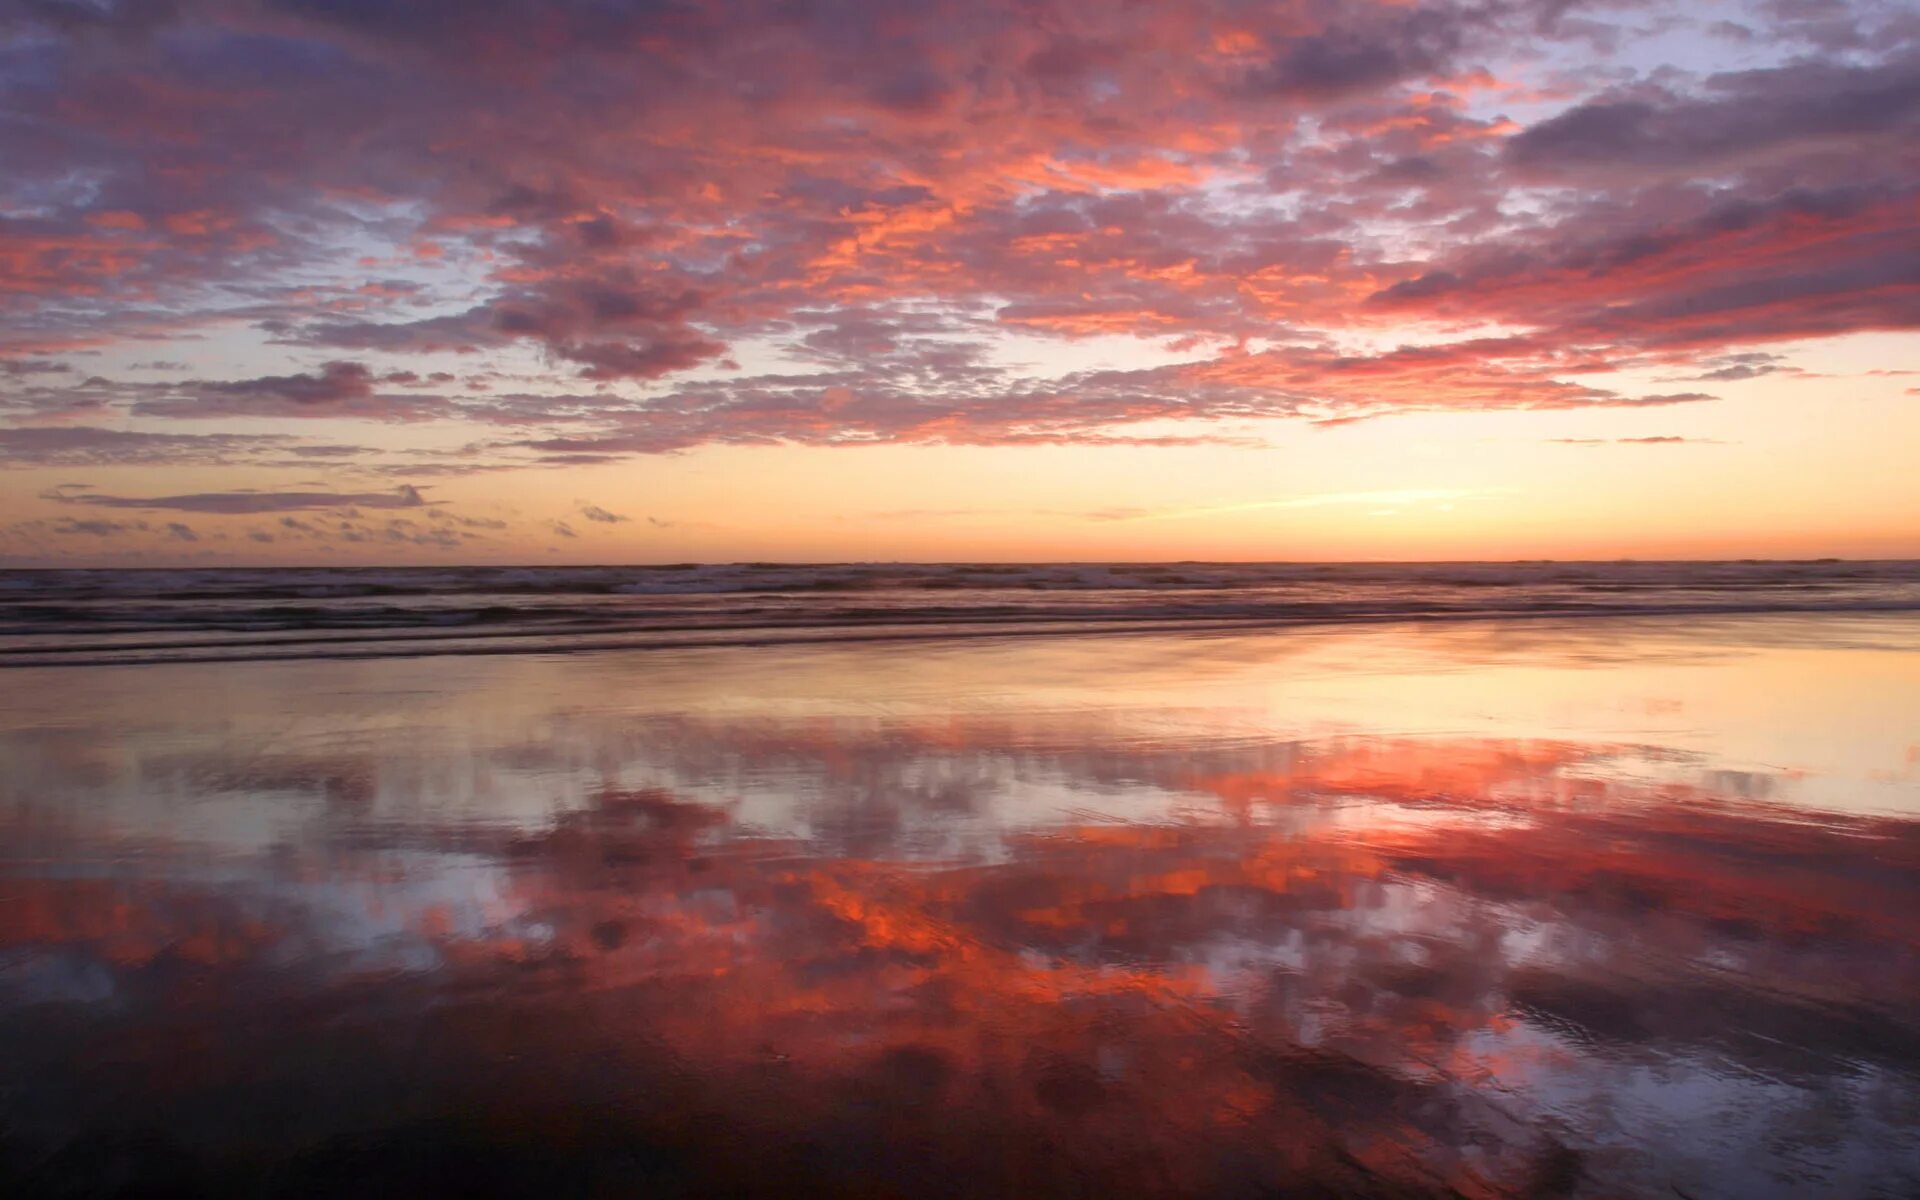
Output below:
[1548,437,1722,445]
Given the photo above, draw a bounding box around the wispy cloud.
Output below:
[45,485,432,515]
[1547,437,1722,446]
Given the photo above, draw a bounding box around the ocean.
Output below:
[5,558,1920,666]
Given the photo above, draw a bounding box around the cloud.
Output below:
[284,272,726,381]
[0,358,72,376]
[54,517,144,537]
[207,361,375,406]
[579,504,629,524]
[1231,8,1473,101]
[1548,436,1721,445]
[48,485,432,515]
[1367,182,1920,356]
[1506,57,1920,180]
[0,0,1912,471]
[1666,352,1791,383]
[482,345,1719,462]
[129,362,455,422]
[1687,364,1777,382]
[0,427,291,467]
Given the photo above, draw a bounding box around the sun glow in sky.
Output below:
[1,0,1916,564]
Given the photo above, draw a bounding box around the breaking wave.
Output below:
[3,559,1919,666]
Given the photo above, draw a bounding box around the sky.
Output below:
[0,0,1916,565]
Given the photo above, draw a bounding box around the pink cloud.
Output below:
[0,1,1913,462]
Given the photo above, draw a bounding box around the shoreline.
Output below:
[7,603,1920,670]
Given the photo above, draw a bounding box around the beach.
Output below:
[7,0,1919,1192]
[2,592,1917,1197]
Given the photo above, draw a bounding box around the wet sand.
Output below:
[2,614,1917,1197]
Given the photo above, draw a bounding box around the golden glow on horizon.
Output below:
[8,343,1913,565]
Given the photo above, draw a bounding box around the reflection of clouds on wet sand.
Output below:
[1,618,1917,1196]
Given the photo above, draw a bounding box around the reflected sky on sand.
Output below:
[2,615,1918,1197]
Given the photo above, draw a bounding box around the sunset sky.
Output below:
[1,0,1916,565]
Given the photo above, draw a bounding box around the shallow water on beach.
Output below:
[2,614,1917,1197]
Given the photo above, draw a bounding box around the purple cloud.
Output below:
[0,427,289,467]
[49,485,432,515]
[0,0,1910,470]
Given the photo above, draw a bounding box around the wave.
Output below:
[2,560,1918,666]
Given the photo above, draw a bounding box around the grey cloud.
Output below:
[0,358,72,376]
[0,426,288,467]
[48,484,432,515]
[1507,57,1920,177]
[130,362,455,422]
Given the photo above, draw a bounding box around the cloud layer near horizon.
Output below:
[1,0,1917,489]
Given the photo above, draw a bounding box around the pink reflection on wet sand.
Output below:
[1,616,1916,1196]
